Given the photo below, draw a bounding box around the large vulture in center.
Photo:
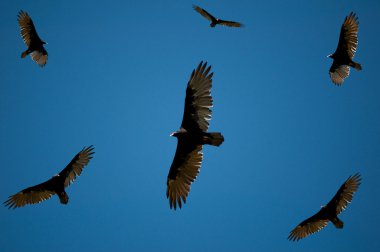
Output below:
[193,5,243,28]
[4,146,94,209]
[288,173,361,241]
[328,12,361,85]
[17,10,48,67]
[166,61,224,210]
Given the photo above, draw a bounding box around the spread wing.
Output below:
[30,49,48,67]
[218,19,244,27]
[193,5,216,22]
[180,61,213,133]
[167,141,203,210]
[329,64,350,85]
[17,10,44,47]
[288,208,329,241]
[334,12,359,59]
[325,173,361,215]
[59,146,95,188]
[4,179,57,209]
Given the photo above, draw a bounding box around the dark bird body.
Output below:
[288,173,361,241]
[167,61,224,210]
[193,5,243,28]
[4,146,94,209]
[328,12,361,85]
[17,10,48,67]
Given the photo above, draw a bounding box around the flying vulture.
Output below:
[288,173,361,241]
[193,5,243,28]
[17,10,48,67]
[328,12,361,85]
[166,61,224,210]
[4,146,94,209]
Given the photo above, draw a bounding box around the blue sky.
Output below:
[1,1,380,251]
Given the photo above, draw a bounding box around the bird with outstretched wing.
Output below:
[167,61,224,210]
[18,10,48,67]
[288,173,361,241]
[328,12,361,85]
[4,146,94,209]
[193,5,243,28]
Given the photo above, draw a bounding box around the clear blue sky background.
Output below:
[1,1,379,251]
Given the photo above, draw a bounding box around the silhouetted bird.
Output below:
[17,10,48,67]
[288,173,361,241]
[167,61,224,210]
[193,5,243,28]
[4,146,94,209]
[328,12,361,85]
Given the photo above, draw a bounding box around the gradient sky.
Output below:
[1,1,380,251]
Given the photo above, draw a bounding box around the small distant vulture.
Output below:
[328,12,361,85]
[193,5,243,28]
[288,173,361,241]
[17,10,48,67]
[4,146,94,209]
[166,61,224,210]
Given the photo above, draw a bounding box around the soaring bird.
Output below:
[288,173,361,241]
[17,10,48,67]
[166,61,224,210]
[328,12,361,85]
[193,5,243,28]
[4,146,94,209]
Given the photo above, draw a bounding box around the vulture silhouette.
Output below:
[193,5,243,28]
[4,146,94,209]
[288,173,361,241]
[166,61,224,210]
[328,12,361,85]
[17,10,48,67]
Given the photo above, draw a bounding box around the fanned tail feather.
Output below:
[351,61,362,71]
[59,191,69,204]
[205,132,224,146]
[332,217,344,229]
[21,50,28,58]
